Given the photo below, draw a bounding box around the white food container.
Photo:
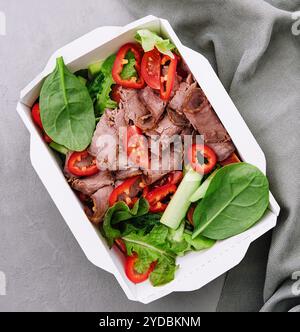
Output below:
[16,16,280,304]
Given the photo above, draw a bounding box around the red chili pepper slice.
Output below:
[32,103,43,129]
[112,43,145,89]
[220,152,241,166]
[43,133,53,143]
[115,238,127,254]
[110,84,122,104]
[67,151,99,177]
[31,103,53,143]
[160,54,178,101]
[188,144,217,175]
[141,48,161,90]
[125,253,156,284]
[187,205,196,226]
[109,176,141,207]
[166,171,183,186]
[145,183,177,213]
[125,125,149,169]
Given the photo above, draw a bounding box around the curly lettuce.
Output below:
[87,54,117,116]
[135,29,176,58]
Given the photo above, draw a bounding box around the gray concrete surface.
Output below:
[0,0,224,311]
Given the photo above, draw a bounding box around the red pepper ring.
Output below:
[145,183,177,213]
[31,103,53,144]
[109,176,142,207]
[112,43,145,89]
[125,253,156,284]
[67,151,99,177]
[188,144,217,175]
[160,54,178,101]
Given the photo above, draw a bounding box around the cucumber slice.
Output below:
[160,168,203,229]
[189,169,219,202]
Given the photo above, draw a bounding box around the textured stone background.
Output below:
[0,0,224,311]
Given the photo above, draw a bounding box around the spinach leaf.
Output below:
[102,198,149,246]
[87,54,117,117]
[192,163,269,240]
[40,57,95,151]
[122,224,177,286]
[183,232,216,251]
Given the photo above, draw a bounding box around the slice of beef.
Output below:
[168,81,197,114]
[167,107,189,127]
[155,115,182,137]
[143,149,182,185]
[115,168,142,181]
[146,115,183,152]
[71,171,114,196]
[120,87,166,131]
[89,109,117,157]
[89,108,126,171]
[85,185,114,224]
[182,87,235,161]
[138,86,166,123]
[185,73,195,85]
[120,88,151,127]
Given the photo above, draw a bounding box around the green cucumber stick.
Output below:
[189,168,219,202]
[160,168,203,230]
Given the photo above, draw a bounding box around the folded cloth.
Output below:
[123,0,300,311]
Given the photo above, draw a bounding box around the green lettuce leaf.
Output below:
[122,224,177,286]
[87,54,117,117]
[135,29,176,58]
[102,198,149,246]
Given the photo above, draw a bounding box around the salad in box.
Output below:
[17,16,280,302]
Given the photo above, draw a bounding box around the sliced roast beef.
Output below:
[85,185,113,224]
[171,74,182,98]
[120,87,166,131]
[182,87,235,161]
[89,108,126,171]
[143,149,182,185]
[71,171,114,196]
[138,86,166,122]
[146,115,183,152]
[167,107,189,127]
[89,109,117,156]
[120,88,148,125]
[168,81,197,113]
[115,168,142,180]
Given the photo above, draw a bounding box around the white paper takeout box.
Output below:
[17,16,280,304]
